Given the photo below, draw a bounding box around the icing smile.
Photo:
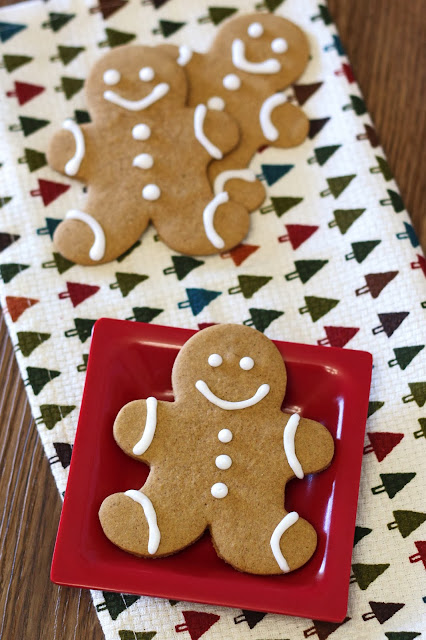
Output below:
[232,38,281,74]
[103,82,169,111]
[195,379,270,410]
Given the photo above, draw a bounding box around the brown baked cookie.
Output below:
[99,324,334,575]
[161,13,310,212]
[47,45,250,265]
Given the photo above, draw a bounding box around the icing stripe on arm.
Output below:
[177,45,192,66]
[213,169,256,195]
[270,511,299,572]
[65,210,106,262]
[63,119,85,177]
[133,397,158,455]
[283,413,304,479]
[202,191,228,249]
[194,104,223,159]
[259,92,287,141]
[124,490,160,554]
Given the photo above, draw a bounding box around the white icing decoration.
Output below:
[283,413,304,479]
[62,119,85,177]
[211,482,228,498]
[194,104,223,160]
[133,153,154,169]
[215,454,232,470]
[232,38,281,74]
[270,511,299,572]
[132,397,157,456]
[103,69,120,86]
[223,73,241,90]
[203,191,228,249]
[208,353,222,367]
[139,66,155,82]
[195,379,270,410]
[124,490,161,554]
[207,96,225,111]
[271,37,288,54]
[65,210,105,262]
[142,184,160,201]
[132,123,151,140]
[104,82,169,111]
[239,356,254,371]
[259,92,287,141]
[248,22,263,38]
[218,429,233,443]
[177,45,192,66]
[213,169,256,195]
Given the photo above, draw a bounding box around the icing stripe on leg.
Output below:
[133,397,158,455]
[124,490,161,554]
[65,209,106,261]
[270,511,299,572]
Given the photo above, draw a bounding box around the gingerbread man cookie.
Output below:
[162,13,310,211]
[47,45,250,265]
[99,324,334,575]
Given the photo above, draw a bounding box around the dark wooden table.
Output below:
[0,2,425,638]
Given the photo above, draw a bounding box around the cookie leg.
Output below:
[99,485,207,558]
[53,191,150,265]
[208,160,266,213]
[210,507,317,575]
[152,193,250,256]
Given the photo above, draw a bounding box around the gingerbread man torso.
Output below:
[99,324,334,574]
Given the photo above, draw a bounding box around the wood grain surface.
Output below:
[0,2,424,639]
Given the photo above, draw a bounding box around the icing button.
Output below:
[133,153,154,169]
[207,96,225,111]
[218,429,232,443]
[211,482,228,498]
[132,123,151,140]
[223,74,241,91]
[215,454,232,470]
[142,184,161,200]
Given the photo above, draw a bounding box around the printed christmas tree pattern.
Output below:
[320,174,356,198]
[350,563,390,590]
[402,382,426,407]
[303,617,351,639]
[317,326,359,348]
[9,115,50,137]
[0,197,13,210]
[42,252,75,274]
[25,366,61,395]
[178,288,222,315]
[1,53,33,72]
[198,7,238,25]
[308,144,341,166]
[64,318,97,342]
[380,188,405,213]
[292,81,323,105]
[41,12,75,32]
[372,473,416,499]
[6,80,45,106]
[299,296,339,322]
[99,27,136,48]
[49,442,73,468]
[0,263,29,284]
[409,540,426,569]
[261,196,304,217]
[19,147,47,172]
[343,94,367,115]
[50,45,86,66]
[15,330,50,356]
[109,273,148,297]
[118,631,156,640]
[55,76,85,100]
[243,307,284,332]
[89,0,128,20]
[279,224,319,249]
[370,155,393,181]
[353,526,372,546]
[59,282,100,307]
[324,34,345,55]
[285,259,328,283]
[258,163,294,186]
[228,275,272,298]
[361,601,405,624]
[414,418,426,439]
[126,307,163,323]
[328,208,365,234]
[367,401,385,418]
[355,271,398,298]
[311,4,332,25]
[372,312,409,337]
[387,510,426,538]
[385,634,421,640]
[308,116,331,139]
[36,404,76,430]
[0,232,20,252]
[234,610,266,629]
[255,0,286,12]
[396,222,419,248]
[334,62,355,83]
[221,244,259,266]
[175,611,220,640]
[5,296,39,322]
[152,20,186,37]
[364,432,404,462]
[345,240,381,263]
[388,345,424,370]
[96,592,141,620]
[30,178,70,206]
[163,256,204,280]
[0,21,26,43]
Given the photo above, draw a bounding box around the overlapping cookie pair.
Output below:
[47,13,310,265]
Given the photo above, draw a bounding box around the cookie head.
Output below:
[86,45,188,119]
[213,13,309,91]
[172,324,287,411]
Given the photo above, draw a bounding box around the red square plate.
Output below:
[51,319,372,622]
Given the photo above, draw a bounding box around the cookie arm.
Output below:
[259,96,309,149]
[196,107,240,158]
[287,414,334,475]
[47,121,93,182]
[113,397,162,463]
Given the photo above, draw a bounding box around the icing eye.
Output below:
[223,73,241,90]
[248,22,263,38]
[103,69,121,85]
[240,356,254,371]
[271,37,288,54]
[208,353,222,367]
[139,66,155,82]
